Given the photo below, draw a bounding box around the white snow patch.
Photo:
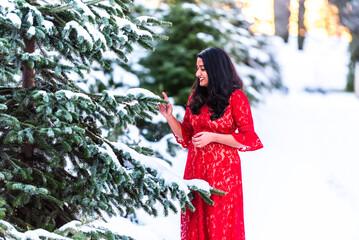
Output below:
[185,179,211,193]
[126,88,160,99]
[64,21,93,46]
[92,6,111,19]
[56,90,91,101]
[42,20,54,32]
[97,142,129,174]
[74,0,95,19]
[112,64,139,86]
[0,220,71,240]
[26,11,33,24]
[197,32,214,43]
[5,13,21,28]
[27,26,36,36]
[115,17,152,37]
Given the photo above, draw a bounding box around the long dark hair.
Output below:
[188,47,243,120]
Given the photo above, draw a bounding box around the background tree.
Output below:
[298,0,307,50]
[274,0,290,42]
[0,0,224,238]
[329,0,359,92]
[274,0,307,50]
[137,0,282,107]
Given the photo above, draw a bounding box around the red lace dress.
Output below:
[175,90,263,240]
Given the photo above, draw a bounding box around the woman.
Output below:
[158,47,263,240]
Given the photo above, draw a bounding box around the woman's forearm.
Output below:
[192,131,247,149]
[166,115,183,139]
[212,133,246,149]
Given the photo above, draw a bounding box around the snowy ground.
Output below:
[244,33,359,240]
[105,32,359,240]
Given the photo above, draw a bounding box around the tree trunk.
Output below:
[274,0,290,42]
[22,38,36,88]
[355,61,359,98]
[298,0,306,50]
[22,38,36,165]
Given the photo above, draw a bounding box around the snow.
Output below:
[185,179,211,193]
[23,2,42,17]
[0,0,14,13]
[64,20,93,47]
[27,26,36,36]
[136,16,157,23]
[4,13,21,28]
[56,90,92,101]
[26,11,34,25]
[115,17,152,38]
[355,63,359,97]
[97,142,128,173]
[126,88,160,99]
[241,33,359,240]
[42,20,54,32]
[0,220,71,240]
[92,6,111,19]
[74,0,96,19]
[84,22,106,45]
[112,64,139,87]
[196,32,214,43]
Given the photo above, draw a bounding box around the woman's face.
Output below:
[196,57,208,87]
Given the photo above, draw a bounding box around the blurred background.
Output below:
[88,0,359,239]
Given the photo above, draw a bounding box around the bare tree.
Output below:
[274,0,291,42]
[298,0,306,50]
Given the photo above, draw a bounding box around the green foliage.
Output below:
[0,0,166,87]
[329,0,359,91]
[0,0,225,239]
[0,219,135,239]
[0,85,184,230]
[138,0,282,106]
[138,2,216,106]
[346,37,359,91]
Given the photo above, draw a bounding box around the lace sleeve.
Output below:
[173,106,193,148]
[231,90,263,152]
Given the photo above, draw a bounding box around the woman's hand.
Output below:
[192,132,215,148]
[158,92,173,119]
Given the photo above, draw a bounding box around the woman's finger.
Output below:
[193,132,203,138]
[162,92,169,100]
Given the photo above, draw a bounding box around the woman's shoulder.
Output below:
[230,89,249,103]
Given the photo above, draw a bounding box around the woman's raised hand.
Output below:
[158,92,173,119]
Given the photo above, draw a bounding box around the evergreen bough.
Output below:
[0,0,224,238]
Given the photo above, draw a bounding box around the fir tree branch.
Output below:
[0,19,19,31]
[38,0,106,14]
[85,0,106,6]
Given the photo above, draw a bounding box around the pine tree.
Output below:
[0,0,225,238]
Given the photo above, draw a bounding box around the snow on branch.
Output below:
[115,17,152,38]
[63,20,93,47]
[109,141,214,196]
[0,220,71,240]
[126,88,161,99]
